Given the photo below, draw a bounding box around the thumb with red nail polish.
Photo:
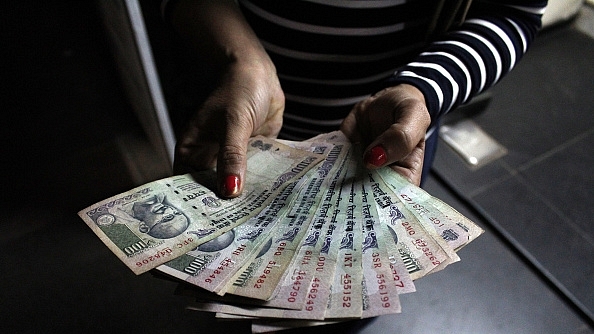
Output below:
[222,174,241,198]
[365,145,387,168]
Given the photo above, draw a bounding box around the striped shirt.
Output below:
[165,0,547,140]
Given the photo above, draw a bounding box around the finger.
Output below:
[388,139,425,186]
[217,115,253,198]
[173,110,220,173]
[340,99,369,143]
[173,139,219,175]
[173,103,222,170]
[363,118,427,169]
[363,94,430,167]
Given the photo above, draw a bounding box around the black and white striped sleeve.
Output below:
[386,0,547,124]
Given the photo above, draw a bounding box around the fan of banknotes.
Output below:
[78,131,483,331]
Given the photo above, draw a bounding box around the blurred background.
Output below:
[1,0,593,333]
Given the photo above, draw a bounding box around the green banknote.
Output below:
[79,131,483,324]
[78,136,324,274]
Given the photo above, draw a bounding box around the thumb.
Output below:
[217,123,251,198]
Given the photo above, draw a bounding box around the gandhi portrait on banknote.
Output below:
[129,193,190,239]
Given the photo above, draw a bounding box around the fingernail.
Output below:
[223,175,241,197]
[365,145,387,167]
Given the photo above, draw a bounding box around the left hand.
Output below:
[340,84,431,186]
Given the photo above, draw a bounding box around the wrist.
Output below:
[393,83,426,106]
[170,0,269,70]
[228,48,276,76]
[379,84,431,131]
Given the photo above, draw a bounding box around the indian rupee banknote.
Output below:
[367,171,451,280]
[155,175,307,293]
[222,138,350,304]
[324,154,363,319]
[258,137,352,312]
[79,130,483,324]
[359,178,403,317]
[78,136,324,274]
[375,168,483,272]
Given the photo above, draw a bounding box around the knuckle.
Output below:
[391,125,416,151]
[219,144,245,167]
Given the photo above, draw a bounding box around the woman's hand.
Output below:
[340,84,431,186]
[169,0,285,198]
[174,58,285,198]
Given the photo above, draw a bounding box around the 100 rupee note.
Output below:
[325,154,363,319]
[78,136,324,274]
[220,148,342,302]
[156,176,307,293]
[164,139,337,292]
[367,171,450,280]
[376,168,480,273]
[264,138,352,313]
[359,179,403,317]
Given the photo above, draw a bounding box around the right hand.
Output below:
[174,58,285,198]
[340,84,431,186]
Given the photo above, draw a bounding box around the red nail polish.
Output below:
[223,175,240,197]
[365,146,387,167]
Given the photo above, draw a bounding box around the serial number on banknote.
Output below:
[134,237,195,268]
